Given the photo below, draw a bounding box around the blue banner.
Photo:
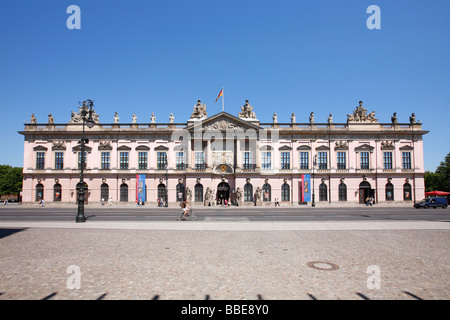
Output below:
[302,174,311,202]
[136,174,146,202]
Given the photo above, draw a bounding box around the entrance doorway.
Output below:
[217,182,230,204]
[359,181,374,204]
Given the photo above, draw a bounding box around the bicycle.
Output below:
[177,208,198,221]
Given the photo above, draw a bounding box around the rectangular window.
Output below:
[318,152,327,169]
[138,152,148,170]
[383,152,393,169]
[281,152,290,169]
[36,152,45,169]
[243,152,252,169]
[195,152,205,169]
[262,152,271,169]
[402,152,411,169]
[299,152,309,169]
[120,152,129,170]
[54,152,64,170]
[337,152,346,169]
[157,152,167,170]
[101,152,110,170]
[360,152,370,169]
[78,152,87,170]
[176,152,185,170]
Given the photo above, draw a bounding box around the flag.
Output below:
[215,88,223,103]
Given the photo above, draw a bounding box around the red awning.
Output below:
[425,190,450,196]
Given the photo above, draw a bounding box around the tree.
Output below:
[424,152,450,192]
[0,165,23,195]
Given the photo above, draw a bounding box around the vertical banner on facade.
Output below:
[302,174,311,202]
[136,174,146,202]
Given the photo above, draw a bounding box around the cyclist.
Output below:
[178,201,190,220]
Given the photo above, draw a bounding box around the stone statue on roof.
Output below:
[238,100,257,119]
[347,101,378,123]
[190,100,207,119]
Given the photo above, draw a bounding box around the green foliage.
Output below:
[424,152,450,192]
[0,165,23,195]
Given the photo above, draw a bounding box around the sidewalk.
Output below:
[0,224,449,300]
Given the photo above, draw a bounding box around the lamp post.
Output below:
[75,99,95,223]
[312,154,317,207]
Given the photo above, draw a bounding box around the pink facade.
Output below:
[19,100,428,206]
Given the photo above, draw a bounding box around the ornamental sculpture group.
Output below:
[28,99,419,125]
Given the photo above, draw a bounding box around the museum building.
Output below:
[19,99,428,206]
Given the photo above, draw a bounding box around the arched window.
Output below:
[262,183,271,202]
[385,182,394,201]
[403,183,412,201]
[244,183,253,202]
[36,183,44,202]
[101,183,109,201]
[319,182,328,201]
[195,183,203,202]
[338,182,347,201]
[120,183,128,202]
[176,183,185,202]
[281,183,290,201]
[54,183,62,202]
[158,183,167,204]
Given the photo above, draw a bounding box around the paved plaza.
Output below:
[0,218,449,300]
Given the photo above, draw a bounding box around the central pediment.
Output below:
[187,112,262,131]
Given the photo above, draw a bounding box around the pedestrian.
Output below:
[108,197,112,206]
[101,198,105,205]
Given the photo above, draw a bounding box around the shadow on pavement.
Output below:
[0,228,27,239]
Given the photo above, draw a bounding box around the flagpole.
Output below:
[222,87,224,112]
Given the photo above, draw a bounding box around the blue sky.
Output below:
[0,0,448,171]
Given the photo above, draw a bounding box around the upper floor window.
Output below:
[262,152,271,169]
[138,152,148,170]
[55,152,64,170]
[78,152,87,170]
[337,152,346,169]
[383,152,393,169]
[36,152,45,169]
[101,152,110,170]
[157,152,167,170]
[120,152,129,170]
[360,152,370,169]
[195,152,205,169]
[402,152,411,169]
[243,152,252,169]
[281,152,290,169]
[299,152,309,169]
[176,152,185,170]
[318,152,327,169]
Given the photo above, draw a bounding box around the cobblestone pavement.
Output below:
[0,223,449,300]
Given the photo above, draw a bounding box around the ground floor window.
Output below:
[195,183,203,202]
[54,183,62,202]
[281,183,290,201]
[262,183,271,202]
[120,183,128,202]
[386,182,394,201]
[101,183,109,201]
[36,183,44,201]
[403,183,412,201]
[244,183,253,202]
[319,182,327,201]
[338,182,347,201]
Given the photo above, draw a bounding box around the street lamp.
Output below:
[75,99,95,223]
[312,154,317,207]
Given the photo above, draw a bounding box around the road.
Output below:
[1,205,449,222]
